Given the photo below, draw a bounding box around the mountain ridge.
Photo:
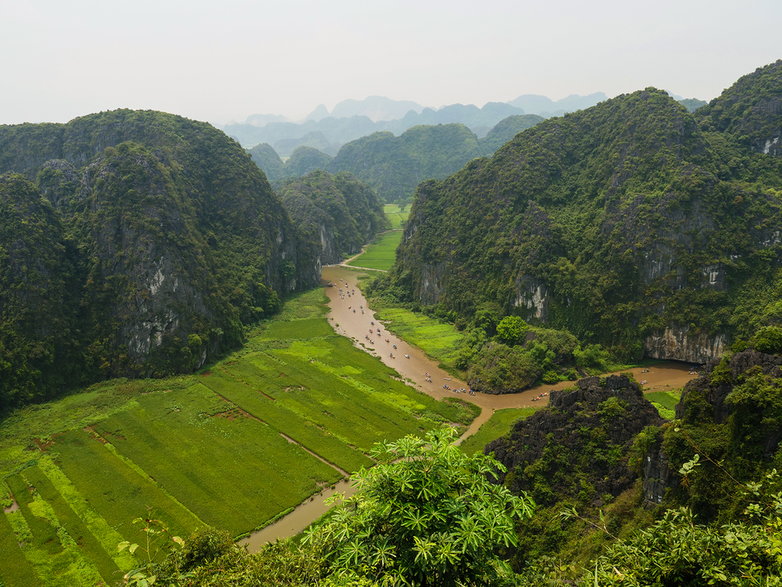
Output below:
[381,63,782,363]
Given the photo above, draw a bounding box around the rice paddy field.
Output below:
[345,204,409,271]
[383,203,408,229]
[0,288,477,586]
[366,304,466,371]
[459,408,539,455]
[646,390,682,420]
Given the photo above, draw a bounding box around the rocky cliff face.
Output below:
[0,110,321,406]
[644,326,727,363]
[488,374,662,506]
[641,347,782,517]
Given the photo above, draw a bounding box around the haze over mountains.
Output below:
[249,115,545,202]
[222,92,641,156]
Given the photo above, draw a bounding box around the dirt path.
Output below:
[341,230,399,272]
[243,265,696,549]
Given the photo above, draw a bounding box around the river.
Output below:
[241,265,696,550]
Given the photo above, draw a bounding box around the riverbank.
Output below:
[242,266,697,550]
[322,265,695,440]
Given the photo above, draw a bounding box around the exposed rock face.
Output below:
[488,374,662,506]
[644,326,727,363]
[641,349,782,512]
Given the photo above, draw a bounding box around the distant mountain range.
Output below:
[224,93,706,157]
[249,114,545,202]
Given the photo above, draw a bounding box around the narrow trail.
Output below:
[242,264,696,550]
[340,229,400,272]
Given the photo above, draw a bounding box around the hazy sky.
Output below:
[2,0,779,126]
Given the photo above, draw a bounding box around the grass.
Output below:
[0,287,478,586]
[0,504,39,586]
[646,390,682,420]
[346,230,403,271]
[345,204,409,271]
[369,305,465,371]
[383,203,409,229]
[460,408,540,455]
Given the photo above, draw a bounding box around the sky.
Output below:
[1,0,780,126]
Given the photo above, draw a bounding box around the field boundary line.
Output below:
[83,427,206,528]
[198,379,352,479]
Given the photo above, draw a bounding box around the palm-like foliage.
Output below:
[308,427,534,586]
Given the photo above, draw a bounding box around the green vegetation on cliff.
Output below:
[385,62,782,363]
[329,124,480,202]
[0,175,81,410]
[277,170,387,266]
[0,109,321,408]
[247,142,285,181]
[248,117,547,204]
[697,59,782,156]
[285,145,334,177]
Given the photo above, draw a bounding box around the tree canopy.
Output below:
[308,427,535,586]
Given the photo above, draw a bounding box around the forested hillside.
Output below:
[277,170,387,265]
[0,110,320,409]
[383,60,782,363]
[248,116,545,203]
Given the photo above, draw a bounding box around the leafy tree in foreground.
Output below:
[580,470,782,586]
[307,427,535,586]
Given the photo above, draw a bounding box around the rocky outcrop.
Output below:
[0,109,322,404]
[277,170,387,268]
[641,348,782,512]
[644,326,727,363]
[488,374,662,505]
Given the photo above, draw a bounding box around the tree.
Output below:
[308,427,535,586]
[495,316,528,345]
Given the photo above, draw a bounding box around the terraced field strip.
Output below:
[4,470,105,586]
[22,465,124,583]
[0,496,39,586]
[52,428,204,539]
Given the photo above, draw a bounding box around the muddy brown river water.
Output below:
[241,265,696,550]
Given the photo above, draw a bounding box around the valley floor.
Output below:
[0,265,696,586]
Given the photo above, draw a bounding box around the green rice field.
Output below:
[646,390,682,420]
[345,204,409,271]
[460,408,539,455]
[0,288,477,586]
[346,230,403,271]
[383,203,408,229]
[369,305,466,370]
